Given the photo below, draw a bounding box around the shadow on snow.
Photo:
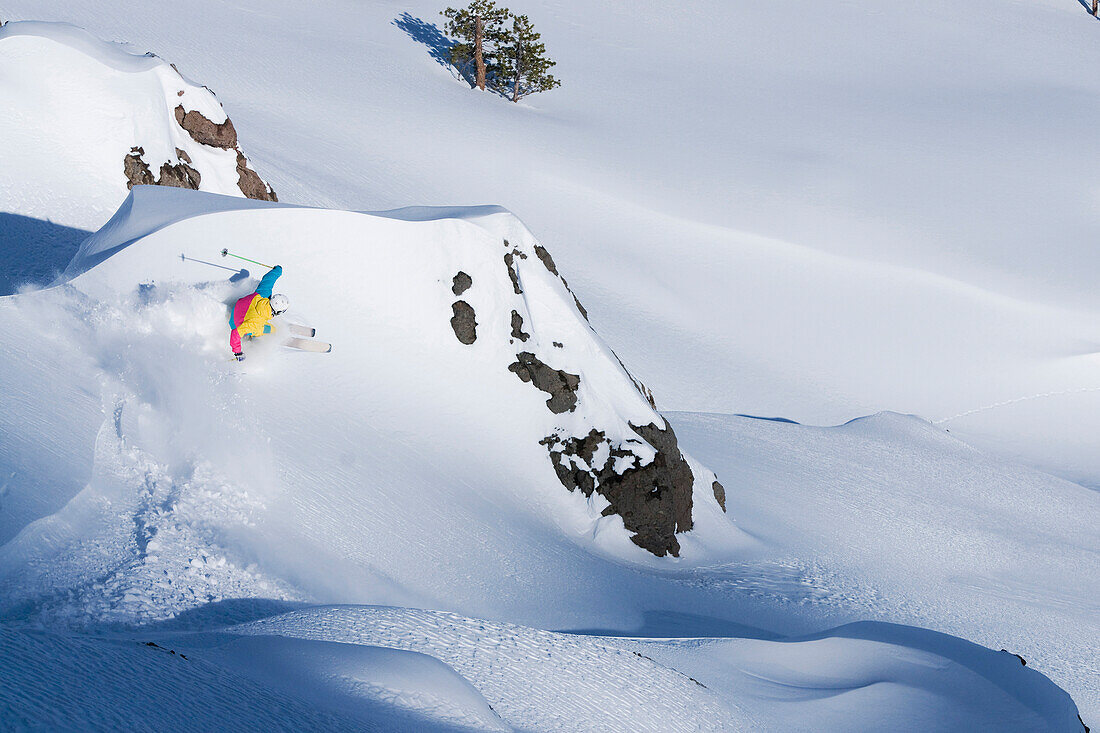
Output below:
[0,212,91,296]
[392,12,455,70]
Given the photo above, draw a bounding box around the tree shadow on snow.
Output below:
[1076,0,1100,17]
[0,212,92,296]
[393,12,456,70]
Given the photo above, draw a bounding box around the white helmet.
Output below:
[269,294,289,315]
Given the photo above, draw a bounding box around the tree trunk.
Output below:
[1094,0,1098,17]
[474,15,486,91]
[512,40,522,102]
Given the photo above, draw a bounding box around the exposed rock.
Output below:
[452,271,472,296]
[712,480,726,512]
[174,105,238,149]
[170,103,276,200]
[534,244,558,276]
[625,421,695,549]
[504,251,523,295]
[573,294,589,321]
[553,341,563,348]
[508,352,579,414]
[540,429,613,497]
[235,151,277,201]
[123,147,155,189]
[156,158,201,189]
[540,420,695,556]
[125,147,200,191]
[510,311,530,342]
[450,301,477,345]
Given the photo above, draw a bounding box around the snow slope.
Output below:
[1,2,1098,729]
[0,186,1092,729]
[2,0,1097,486]
[0,185,736,626]
[671,410,1100,722]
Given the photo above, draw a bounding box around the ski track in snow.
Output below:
[934,386,1100,424]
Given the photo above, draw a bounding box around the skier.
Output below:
[230,264,288,361]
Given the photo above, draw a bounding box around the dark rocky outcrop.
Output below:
[124,101,276,200]
[508,352,579,414]
[235,151,277,201]
[712,480,726,512]
[504,248,525,295]
[494,237,697,556]
[166,104,276,201]
[540,420,695,556]
[174,105,238,149]
[534,244,558,275]
[450,301,477,344]
[124,147,155,189]
[572,294,589,321]
[156,148,201,189]
[452,271,472,296]
[125,147,200,191]
[510,311,530,342]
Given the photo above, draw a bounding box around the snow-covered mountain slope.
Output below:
[0,185,735,624]
[2,0,1097,487]
[0,20,275,294]
[1,3,1098,729]
[0,186,1093,728]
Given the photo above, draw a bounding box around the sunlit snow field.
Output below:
[1,1,1098,730]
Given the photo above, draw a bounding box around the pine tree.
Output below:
[495,13,560,103]
[441,1,509,90]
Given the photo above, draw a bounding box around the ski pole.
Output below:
[221,248,273,269]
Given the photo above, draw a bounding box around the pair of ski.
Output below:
[284,323,332,353]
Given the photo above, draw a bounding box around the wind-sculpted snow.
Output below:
[219,605,1082,732]
[0,625,497,731]
[228,605,748,731]
[671,410,1100,726]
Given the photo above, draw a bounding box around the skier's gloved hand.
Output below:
[234,352,246,362]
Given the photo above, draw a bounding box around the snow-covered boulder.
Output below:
[0,187,734,637]
[379,204,722,556]
[0,21,275,235]
[64,189,725,558]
